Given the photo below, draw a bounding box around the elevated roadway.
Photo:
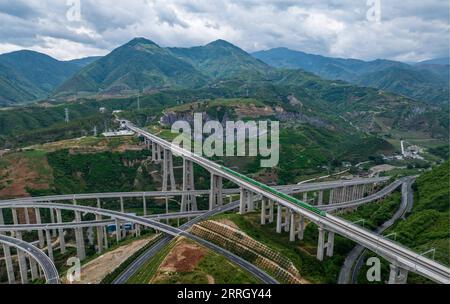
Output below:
[0,234,59,284]
[124,121,449,284]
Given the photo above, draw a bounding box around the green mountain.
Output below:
[55,38,208,97]
[0,62,42,106]
[169,39,269,79]
[252,48,449,105]
[0,50,98,105]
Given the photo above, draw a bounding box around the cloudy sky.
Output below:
[0,0,448,62]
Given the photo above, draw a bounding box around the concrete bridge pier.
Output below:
[15,231,28,284]
[156,144,162,163]
[276,204,282,233]
[298,215,305,240]
[302,192,308,203]
[0,209,15,284]
[317,226,325,261]
[318,191,324,206]
[388,264,409,284]
[284,208,291,233]
[74,211,86,260]
[34,208,45,248]
[95,214,104,254]
[55,209,65,254]
[326,231,335,257]
[24,207,30,228]
[11,208,18,237]
[135,224,141,237]
[115,219,121,243]
[239,188,254,214]
[360,184,366,197]
[49,208,57,237]
[162,149,176,191]
[151,142,156,161]
[209,173,223,210]
[181,159,197,212]
[120,197,124,213]
[142,196,147,216]
[103,226,109,249]
[28,254,39,281]
[45,229,54,261]
[328,189,334,204]
[2,244,15,283]
[260,198,274,225]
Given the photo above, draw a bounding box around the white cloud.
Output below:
[0,0,448,61]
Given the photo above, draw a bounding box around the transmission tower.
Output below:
[137,93,141,110]
[93,126,97,137]
[64,108,69,123]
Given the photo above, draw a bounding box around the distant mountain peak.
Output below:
[207,39,238,48]
[126,37,159,47]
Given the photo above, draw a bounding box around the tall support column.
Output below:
[326,231,335,257]
[302,192,308,203]
[15,231,28,284]
[156,144,162,162]
[142,196,147,216]
[181,159,197,212]
[151,142,157,161]
[328,189,334,205]
[96,214,104,254]
[351,186,358,201]
[283,208,290,232]
[239,188,254,214]
[268,200,274,223]
[209,173,223,210]
[115,219,121,243]
[358,184,364,199]
[162,149,176,191]
[11,208,18,232]
[55,209,65,254]
[388,264,409,284]
[276,204,282,233]
[298,215,305,240]
[2,244,15,284]
[289,212,297,242]
[34,208,45,248]
[318,191,323,206]
[247,192,254,213]
[74,211,85,260]
[28,254,39,281]
[49,208,57,237]
[45,229,54,261]
[103,226,109,249]
[24,207,30,225]
[260,198,267,225]
[317,226,325,261]
[0,209,15,284]
[120,197,124,213]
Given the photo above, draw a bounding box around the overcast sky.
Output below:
[0,0,448,62]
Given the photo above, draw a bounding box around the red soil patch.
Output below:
[0,156,51,199]
[159,240,206,273]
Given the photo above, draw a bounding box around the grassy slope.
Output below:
[210,192,401,284]
[356,162,449,283]
[127,238,260,284]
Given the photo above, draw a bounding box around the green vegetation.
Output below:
[153,245,261,284]
[43,149,152,194]
[101,234,163,284]
[126,239,177,284]
[127,238,260,284]
[253,47,449,105]
[356,162,449,283]
[211,189,402,284]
